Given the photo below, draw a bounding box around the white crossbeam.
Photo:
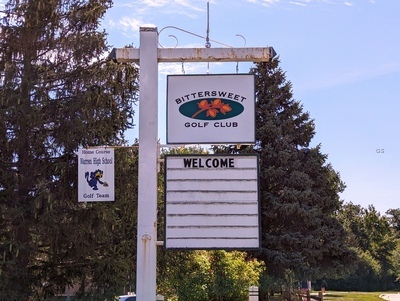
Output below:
[109,46,276,63]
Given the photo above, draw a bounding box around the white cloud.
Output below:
[344,1,353,6]
[174,0,204,12]
[262,0,280,6]
[289,1,307,6]
[107,0,206,34]
[140,0,169,7]
[138,0,202,11]
[136,0,204,13]
[159,61,225,77]
[119,17,143,31]
[246,0,280,6]
[108,16,156,38]
[159,62,201,76]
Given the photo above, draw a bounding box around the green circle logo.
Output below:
[179,98,244,120]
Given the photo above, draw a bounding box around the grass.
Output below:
[268,291,394,301]
[323,291,389,301]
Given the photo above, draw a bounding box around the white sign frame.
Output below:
[78,148,115,202]
[164,154,260,250]
[167,74,255,144]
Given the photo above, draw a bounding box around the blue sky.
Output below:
[102,0,400,214]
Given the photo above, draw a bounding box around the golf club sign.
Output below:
[167,74,255,144]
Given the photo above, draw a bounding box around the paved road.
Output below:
[380,294,400,300]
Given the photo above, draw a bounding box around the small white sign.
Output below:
[164,154,260,249]
[167,74,255,144]
[78,148,115,202]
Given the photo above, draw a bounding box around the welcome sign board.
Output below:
[164,154,260,249]
[167,74,255,144]
[78,148,115,202]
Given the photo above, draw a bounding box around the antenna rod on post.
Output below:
[205,1,211,48]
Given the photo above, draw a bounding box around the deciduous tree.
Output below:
[332,204,398,291]
[158,250,264,301]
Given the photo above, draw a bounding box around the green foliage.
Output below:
[162,146,210,156]
[158,250,265,301]
[330,204,399,291]
[322,291,390,301]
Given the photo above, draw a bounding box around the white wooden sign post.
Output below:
[110,26,275,301]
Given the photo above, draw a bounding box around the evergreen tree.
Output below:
[0,0,138,299]
[214,59,356,284]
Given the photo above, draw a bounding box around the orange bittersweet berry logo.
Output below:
[192,98,233,118]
